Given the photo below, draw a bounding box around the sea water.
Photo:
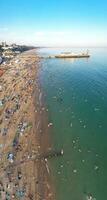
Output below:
[39,48,107,200]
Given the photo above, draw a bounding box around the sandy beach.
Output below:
[0,50,54,200]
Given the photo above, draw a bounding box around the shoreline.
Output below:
[35,60,55,200]
[0,50,54,199]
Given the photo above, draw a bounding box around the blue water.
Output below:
[39,48,107,200]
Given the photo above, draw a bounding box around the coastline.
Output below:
[0,50,54,199]
[35,80,55,200]
[34,56,55,200]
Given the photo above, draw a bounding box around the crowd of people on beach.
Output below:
[0,52,41,199]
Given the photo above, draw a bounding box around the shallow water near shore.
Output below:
[38,47,107,200]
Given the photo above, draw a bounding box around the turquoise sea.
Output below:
[39,48,107,200]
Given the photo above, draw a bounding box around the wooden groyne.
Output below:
[5,149,64,168]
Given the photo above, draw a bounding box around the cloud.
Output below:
[33,29,107,47]
[0,27,8,32]
[0,28,107,47]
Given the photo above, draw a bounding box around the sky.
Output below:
[0,0,107,47]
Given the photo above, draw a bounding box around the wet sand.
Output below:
[0,50,54,199]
